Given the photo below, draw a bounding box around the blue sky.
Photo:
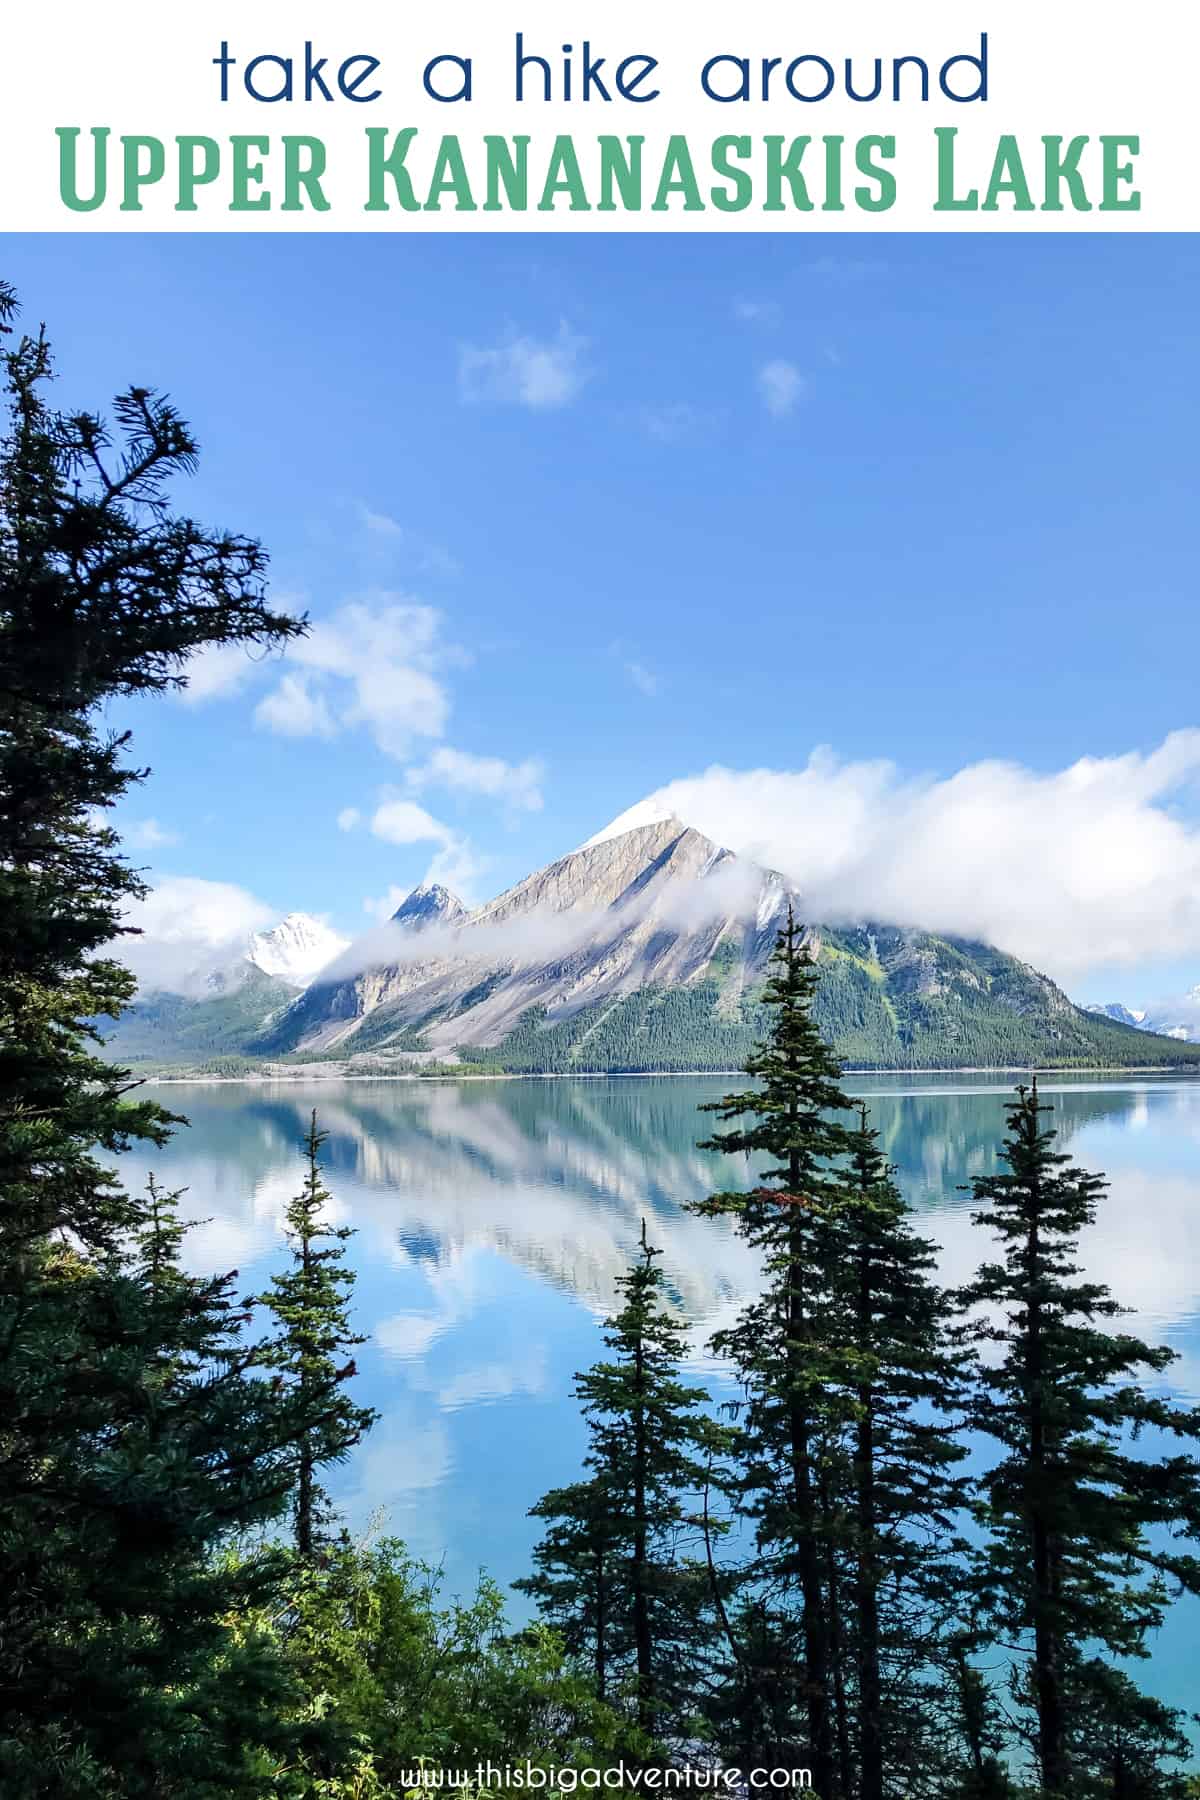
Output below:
[5,233,1199,1000]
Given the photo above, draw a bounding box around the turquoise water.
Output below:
[118,1072,1200,1726]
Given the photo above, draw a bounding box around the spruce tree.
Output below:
[826,1107,971,1800]
[257,1113,377,1561]
[519,1220,724,1744]
[962,1082,1200,1799]
[0,282,344,1791]
[520,1475,627,1704]
[691,908,859,1793]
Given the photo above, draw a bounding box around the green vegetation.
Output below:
[517,1221,728,1738]
[98,965,300,1064]
[257,1113,377,1562]
[450,941,1200,1075]
[0,281,328,1793]
[961,1084,1200,1797]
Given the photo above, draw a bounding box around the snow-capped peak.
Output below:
[246,912,349,986]
[580,797,684,850]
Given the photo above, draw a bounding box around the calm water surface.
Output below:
[118,1073,1200,1726]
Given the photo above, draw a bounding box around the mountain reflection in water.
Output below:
[116,1072,1200,1719]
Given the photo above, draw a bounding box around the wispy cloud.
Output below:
[363,794,487,911]
[125,818,181,851]
[358,506,462,578]
[254,671,338,738]
[758,360,806,418]
[252,598,456,760]
[182,594,457,763]
[626,661,660,699]
[407,746,544,815]
[370,798,455,849]
[458,323,588,411]
[176,639,285,706]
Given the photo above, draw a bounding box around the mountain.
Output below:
[250,815,1200,1075]
[1086,988,1200,1045]
[1086,1003,1150,1030]
[246,912,349,984]
[391,883,468,931]
[101,910,348,1068]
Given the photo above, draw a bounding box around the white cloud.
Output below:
[247,597,454,760]
[625,733,1200,981]
[425,835,488,897]
[406,746,544,814]
[363,797,488,910]
[177,640,281,706]
[361,507,403,538]
[458,323,588,411]
[758,359,805,417]
[362,885,413,923]
[253,671,337,738]
[370,798,454,848]
[121,875,277,993]
[337,806,363,833]
[125,818,180,850]
[626,661,660,699]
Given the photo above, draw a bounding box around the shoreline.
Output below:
[138,1063,1200,1087]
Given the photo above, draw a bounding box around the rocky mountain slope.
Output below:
[248,816,1200,1074]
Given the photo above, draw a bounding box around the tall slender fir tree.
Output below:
[257,1113,377,1561]
[519,1220,726,1744]
[825,1106,971,1800]
[692,908,859,1794]
[962,1082,1200,1799]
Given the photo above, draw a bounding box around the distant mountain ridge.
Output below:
[102,814,1200,1074]
[250,816,1200,1074]
[105,910,347,1067]
[1086,988,1200,1045]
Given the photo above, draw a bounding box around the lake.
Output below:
[118,1071,1200,1729]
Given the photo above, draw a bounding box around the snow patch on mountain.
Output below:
[580,798,684,850]
[1085,987,1200,1045]
[246,913,349,987]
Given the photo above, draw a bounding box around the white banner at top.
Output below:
[1,0,1195,231]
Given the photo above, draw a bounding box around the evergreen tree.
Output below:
[520,1475,628,1704]
[691,908,859,1793]
[1061,1660,1197,1800]
[257,1112,377,1561]
[519,1220,724,1744]
[826,1107,971,1800]
[0,282,343,1791]
[945,1637,1019,1800]
[962,1082,1200,1799]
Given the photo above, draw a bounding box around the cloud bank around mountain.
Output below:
[121,876,279,994]
[120,732,1200,995]
[633,731,1200,980]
